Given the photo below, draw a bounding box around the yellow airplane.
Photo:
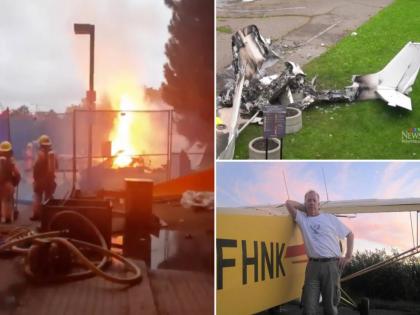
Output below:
[217,198,420,315]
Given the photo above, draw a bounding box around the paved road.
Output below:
[216,0,394,74]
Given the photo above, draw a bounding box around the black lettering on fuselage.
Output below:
[216,239,286,289]
[217,238,237,290]
[242,240,258,285]
[276,242,286,277]
[261,241,274,281]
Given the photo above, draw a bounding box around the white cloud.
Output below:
[375,162,420,198]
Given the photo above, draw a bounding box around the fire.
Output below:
[106,78,169,169]
[110,94,137,168]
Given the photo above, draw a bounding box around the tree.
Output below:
[162,0,214,146]
[144,87,162,104]
[10,105,31,117]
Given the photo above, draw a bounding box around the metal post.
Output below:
[74,23,95,190]
[168,110,173,180]
[87,30,95,185]
[166,110,171,181]
[6,108,11,142]
[125,178,153,229]
[72,109,77,195]
[265,138,268,160]
[89,31,94,93]
[280,138,283,159]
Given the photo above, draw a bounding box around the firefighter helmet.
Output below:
[0,141,12,152]
[38,135,52,146]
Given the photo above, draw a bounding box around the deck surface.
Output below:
[149,269,213,315]
[0,203,213,315]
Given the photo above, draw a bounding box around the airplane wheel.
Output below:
[358,297,369,315]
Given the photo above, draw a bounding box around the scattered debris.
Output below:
[250,117,263,124]
[351,31,358,36]
[180,191,214,210]
[219,26,420,113]
[231,24,279,79]
[216,24,420,159]
[218,57,355,114]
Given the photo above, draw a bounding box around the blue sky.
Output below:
[217,161,420,252]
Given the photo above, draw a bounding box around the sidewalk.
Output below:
[217,0,393,74]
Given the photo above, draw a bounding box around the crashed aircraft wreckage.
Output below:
[216,24,420,159]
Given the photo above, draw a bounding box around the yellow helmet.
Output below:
[0,141,12,152]
[38,135,52,146]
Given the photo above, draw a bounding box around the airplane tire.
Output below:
[286,107,302,134]
[358,297,369,315]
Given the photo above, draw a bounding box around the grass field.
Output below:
[216,25,233,34]
[234,0,420,159]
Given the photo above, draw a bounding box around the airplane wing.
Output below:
[319,198,420,214]
[219,198,420,215]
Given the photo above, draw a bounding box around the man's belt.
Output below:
[309,257,339,262]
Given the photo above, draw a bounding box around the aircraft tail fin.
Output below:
[376,88,412,110]
[378,42,420,95]
[351,42,420,110]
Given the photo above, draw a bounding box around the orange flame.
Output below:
[110,94,137,168]
[107,78,168,169]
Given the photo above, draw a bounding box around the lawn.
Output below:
[217,25,233,34]
[234,0,420,159]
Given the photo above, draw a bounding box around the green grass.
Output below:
[217,25,233,34]
[235,0,420,159]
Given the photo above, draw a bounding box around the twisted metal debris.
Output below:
[216,25,420,159]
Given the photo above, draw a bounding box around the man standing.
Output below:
[286,190,354,315]
[0,141,21,223]
[31,135,57,220]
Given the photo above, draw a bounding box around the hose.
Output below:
[0,211,142,285]
[25,237,141,285]
[0,230,65,252]
[39,210,110,282]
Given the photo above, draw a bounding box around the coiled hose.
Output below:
[0,211,141,285]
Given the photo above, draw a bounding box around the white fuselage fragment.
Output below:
[350,42,420,110]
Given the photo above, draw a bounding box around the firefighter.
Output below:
[0,141,21,223]
[31,135,57,221]
[24,142,34,172]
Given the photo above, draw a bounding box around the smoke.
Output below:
[0,0,171,111]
